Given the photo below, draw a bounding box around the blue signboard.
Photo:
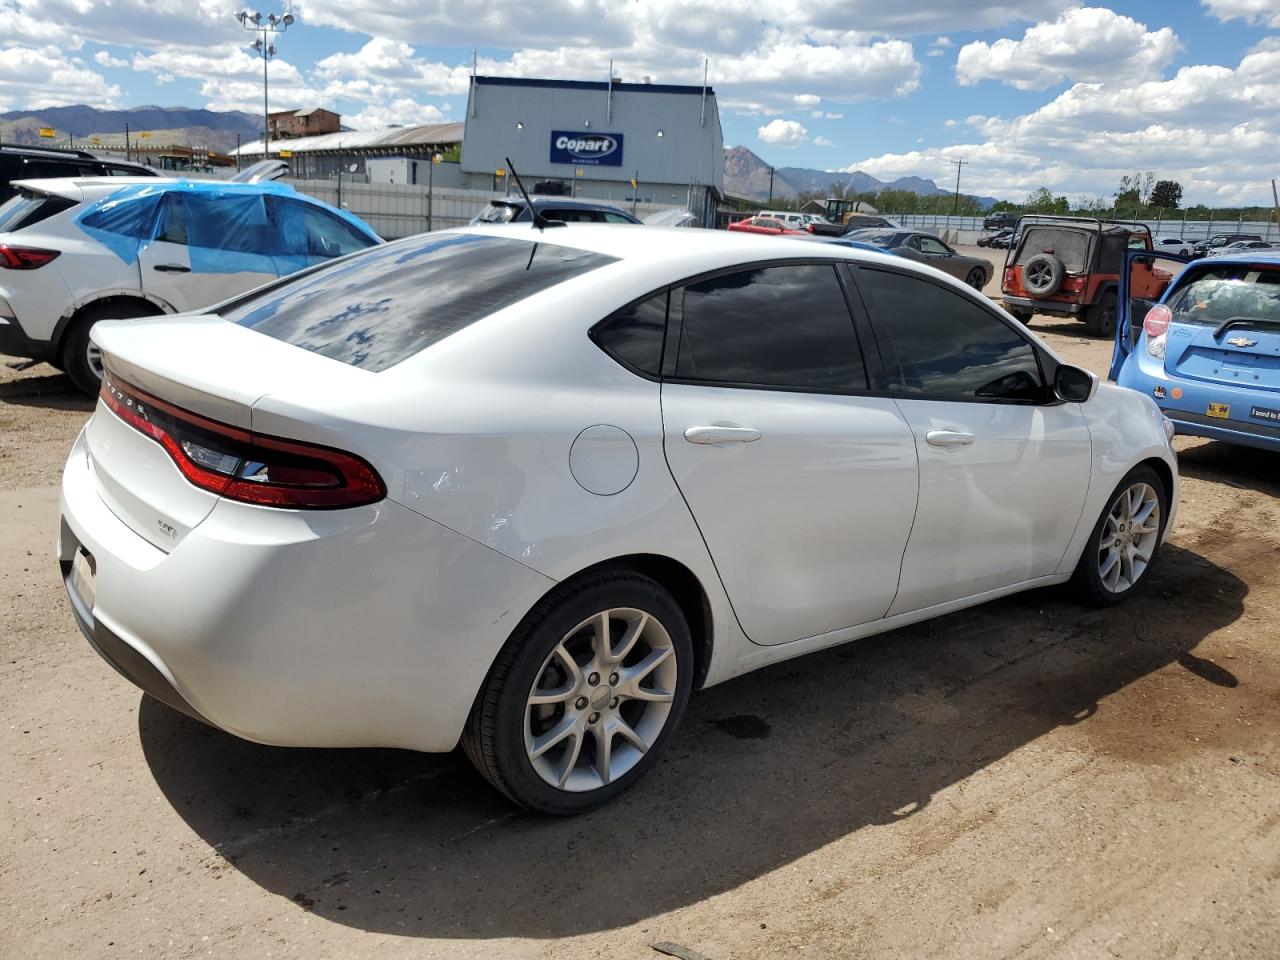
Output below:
[550,130,624,167]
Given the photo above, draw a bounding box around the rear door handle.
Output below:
[153,264,190,273]
[925,429,975,448]
[684,425,761,445]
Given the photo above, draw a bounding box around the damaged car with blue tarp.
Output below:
[0,176,381,392]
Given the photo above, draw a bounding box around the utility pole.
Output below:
[768,166,775,205]
[949,158,967,216]
[237,10,295,154]
[1271,179,1280,243]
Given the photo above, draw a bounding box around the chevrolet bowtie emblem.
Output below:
[1225,337,1257,348]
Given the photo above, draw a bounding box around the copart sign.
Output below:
[550,131,624,167]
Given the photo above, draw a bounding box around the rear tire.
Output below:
[462,570,694,814]
[1071,465,1168,607]
[1085,290,1118,338]
[965,267,986,290]
[60,301,162,395]
[1009,308,1034,324]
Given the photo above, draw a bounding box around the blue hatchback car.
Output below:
[1111,250,1280,452]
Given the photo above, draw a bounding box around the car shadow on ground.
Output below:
[0,367,93,412]
[1174,439,1280,497]
[138,542,1247,940]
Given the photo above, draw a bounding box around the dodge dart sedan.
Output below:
[60,226,1178,814]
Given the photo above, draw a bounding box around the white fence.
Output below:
[284,178,680,239]
[889,212,1280,244]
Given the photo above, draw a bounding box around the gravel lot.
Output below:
[2,255,1278,959]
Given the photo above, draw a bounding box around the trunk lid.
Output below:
[85,314,380,551]
[1165,323,1280,393]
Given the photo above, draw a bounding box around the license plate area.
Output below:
[71,546,97,610]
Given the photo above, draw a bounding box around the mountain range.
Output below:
[0,106,262,154]
[724,145,998,209]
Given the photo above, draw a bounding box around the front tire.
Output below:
[966,267,986,290]
[1071,465,1168,607]
[462,570,694,814]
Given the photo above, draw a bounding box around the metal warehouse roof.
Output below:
[232,122,464,156]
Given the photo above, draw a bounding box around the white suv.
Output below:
[0,177,380,392]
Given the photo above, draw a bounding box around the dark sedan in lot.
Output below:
[855,230,994,289]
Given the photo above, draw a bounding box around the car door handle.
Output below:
[153,263,190,273]
[925,430,975,448]
[684,425,762,445]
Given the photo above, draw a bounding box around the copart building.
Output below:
[459,76,724,226]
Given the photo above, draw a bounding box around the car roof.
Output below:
[8,175,299,202]
[1192,251,1280,266]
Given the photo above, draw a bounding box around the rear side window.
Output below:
[224,234,617,372]
[860,268,1043,401]
[673,264,867,392]
[0,194,74,233]
[591,291,667,377]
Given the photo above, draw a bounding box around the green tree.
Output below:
[1150,180,1183,209]
[1024,187,1069,214]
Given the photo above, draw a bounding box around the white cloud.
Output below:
[93,50,129,69]
[0,44,120,111]
[957,7,1180,90]
[1201,0,1280,28]
[811,110,844,119]
[931,36,953,48]
[343,98,446,131]
[131,45,320,114]
[0,1,242,49]
[813,135,835,147]
[758,118,808,146]
[843,37,1280,206]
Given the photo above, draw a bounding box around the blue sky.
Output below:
[1,1,1277,204]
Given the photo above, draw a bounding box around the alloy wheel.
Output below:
[524,607,677,792]
[86,341,104,381]
[1097,482,1161,593]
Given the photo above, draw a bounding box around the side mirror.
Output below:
[1054,364,1097,403]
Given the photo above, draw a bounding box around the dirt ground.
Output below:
[2,262,1278,959]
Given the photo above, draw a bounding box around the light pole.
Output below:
[237,9,294,153]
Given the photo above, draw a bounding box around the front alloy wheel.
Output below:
[1072,465,1168,606]
[463,570,693,813]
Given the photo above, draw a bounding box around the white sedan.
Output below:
[59,225,1178,813]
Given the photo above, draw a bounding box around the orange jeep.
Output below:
[1001,216,1172,337]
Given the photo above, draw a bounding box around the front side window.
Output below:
[861,268,1044,401]
[918,236,950,255]
[674,263,867,392]
[224,234,617,372]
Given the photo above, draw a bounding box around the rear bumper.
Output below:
[1117,356,1280,453]
[59,427,556,752]
[0,315,56,362]
[1001,295,1085,316]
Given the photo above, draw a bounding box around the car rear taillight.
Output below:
[0,244,60,269]
[99,370,385,509]
[1144,304,1172,360]
[1143,304,1172,338]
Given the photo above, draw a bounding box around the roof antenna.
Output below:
[505,156,563,229]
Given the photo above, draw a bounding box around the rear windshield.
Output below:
[0,193,75,234]
[1167,266,1280,326]
[223,233,617,371]
[1016,227,1091,273]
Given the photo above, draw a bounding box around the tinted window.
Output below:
[224,234,617,371]
[862,268,1043,401]
[601,211,635,224]
[591,291,667,377]
[918,236,949,255]
[674,264,867,392]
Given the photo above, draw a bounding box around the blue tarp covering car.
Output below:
[1111,249,1280,452]
[74,180,381,274]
